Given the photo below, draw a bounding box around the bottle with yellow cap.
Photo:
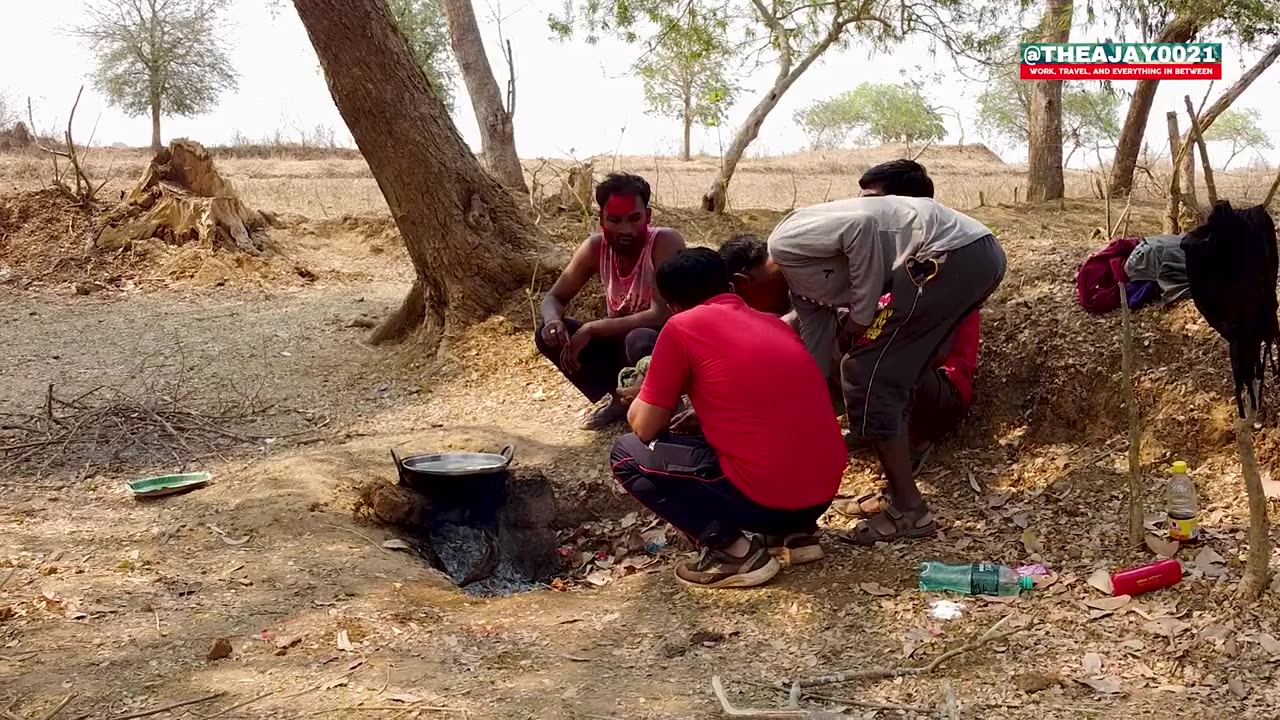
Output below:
[1166,460,1199,543]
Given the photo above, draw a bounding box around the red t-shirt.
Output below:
[638,294,847,509]
[940,311,980,409]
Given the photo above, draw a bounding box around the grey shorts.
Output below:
[842,235,1006,440]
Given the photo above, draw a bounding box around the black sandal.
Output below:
[839,503,937,546]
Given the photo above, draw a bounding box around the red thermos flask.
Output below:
[1110,559,1182,596]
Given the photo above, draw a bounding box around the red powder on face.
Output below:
[604,195,642,217]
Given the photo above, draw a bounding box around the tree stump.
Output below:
[96,140,268,255]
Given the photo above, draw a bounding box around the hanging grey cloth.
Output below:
[1125,234,1191,305]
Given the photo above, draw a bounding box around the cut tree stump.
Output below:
[96,140,268,255]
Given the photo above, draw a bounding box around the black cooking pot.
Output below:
[390,445,513,528]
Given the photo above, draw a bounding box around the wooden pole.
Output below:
[1236,395,1271,601]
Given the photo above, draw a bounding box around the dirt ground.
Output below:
[6,149,1280,720]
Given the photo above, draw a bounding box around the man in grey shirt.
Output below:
[755,172,1005,545]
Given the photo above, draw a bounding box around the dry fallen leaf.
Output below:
[1262,471,1280,500]
[1076,676,1123,694]
[1082,652,1104,676]
[1144,533,1179,558]
[321,677,348,691]
[336,630,354,652]
[1258,633,1280,655]
[1083,595,1132,611]
[585,569,612,587]
[1087,568,1114,595]
[859,582,896,597]
[1011,512,1029,529]
[1021,529,1044,555]
[1194,547,1228,578]
[381,539,410,551]
[1229,677,1248,699]
[1143,618,1190,637]
[383,689,424,703]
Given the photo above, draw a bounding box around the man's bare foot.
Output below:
[578,398,627,430]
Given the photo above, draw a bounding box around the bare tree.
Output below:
[75,0,239,151]
[291,0,541,346]
[441,0,528,192]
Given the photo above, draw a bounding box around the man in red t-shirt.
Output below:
[611,248,847,589]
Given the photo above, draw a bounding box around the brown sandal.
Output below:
[839,503,937,546]
[831,491,891,519]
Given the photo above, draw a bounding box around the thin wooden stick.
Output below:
[1183,95,1218,205]
[202,691,275,720]
[1264,165,1280,209]
[322,524,389,552]
[1235,396,1271,600]
[796,616,1032,688]
[1113,187,1143,550]
[736,679,937,714]
[104,693,224,720]
[712,677,854,718]
[39,695,74,720]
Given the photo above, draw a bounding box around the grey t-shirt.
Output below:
[766,196,992,326]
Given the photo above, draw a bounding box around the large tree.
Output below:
[794,82,946,151]
[441,0,528,192]
[976,69,1121,165]
[1205,107,1273,169]
[1106,0,1280,197]
[553,0,1006,212]
[388,0,458,113]
[1026,0,1073,202]
[292,0,539,344]
[636,10,740,161]
[76,0,239,151]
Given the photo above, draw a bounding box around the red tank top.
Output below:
[599,227,661,317]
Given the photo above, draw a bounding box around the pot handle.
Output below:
[499,444,515,464]
[390,448,408,486]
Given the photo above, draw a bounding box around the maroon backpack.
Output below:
[1077,237,1139,314]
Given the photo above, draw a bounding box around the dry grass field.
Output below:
[5,142,1280,720]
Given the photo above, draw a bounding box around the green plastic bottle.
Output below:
[918,561,1033,596]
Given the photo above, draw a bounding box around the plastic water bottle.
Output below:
[918,561,1033,596]
[1166,460,1200,543]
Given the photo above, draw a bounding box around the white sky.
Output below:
[3,0,1278,168]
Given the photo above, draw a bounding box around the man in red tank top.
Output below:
[536,174,686,430]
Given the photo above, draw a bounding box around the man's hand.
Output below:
[669,407,700,434]
[836,314,869,356]
[615,384,641,407]
[560,321,595,372]
[541,319,569,348]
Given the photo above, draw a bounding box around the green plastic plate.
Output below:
[127,472,211,498]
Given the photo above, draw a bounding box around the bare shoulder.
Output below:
[653,227,686,256]
[578,233,605,260]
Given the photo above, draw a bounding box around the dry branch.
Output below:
[105,693,224,720]
[795,615,1032,688]
[1110,190,1143,549]
[736,680,937,715]
[1236,396,1271,601]
[1182,95,1218,206]
[711,677,856,719]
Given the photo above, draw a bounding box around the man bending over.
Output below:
[536,174,685,430]
[724,187,1005,544]
[610,248,846,589]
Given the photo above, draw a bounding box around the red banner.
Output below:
[1019,63,1222,80]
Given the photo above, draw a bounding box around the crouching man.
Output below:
[609,248,847,589]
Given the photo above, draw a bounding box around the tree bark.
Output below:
[1236,399,1271,602]
[292,0,537,344]
[150,99,162,153]
[681,93,693,162]
[440,0,529,193]
[1108,16,1198,197]
[1026,0,1072,202]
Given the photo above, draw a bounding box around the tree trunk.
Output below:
[440,0,529,193]
[1026,0,1072,202]
[1109,16,1198,197]
[150,99,162,152]
[292,0,537,344]
[1236,399,1271,601]
[700,20,850,213]
[681,94,693,162]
